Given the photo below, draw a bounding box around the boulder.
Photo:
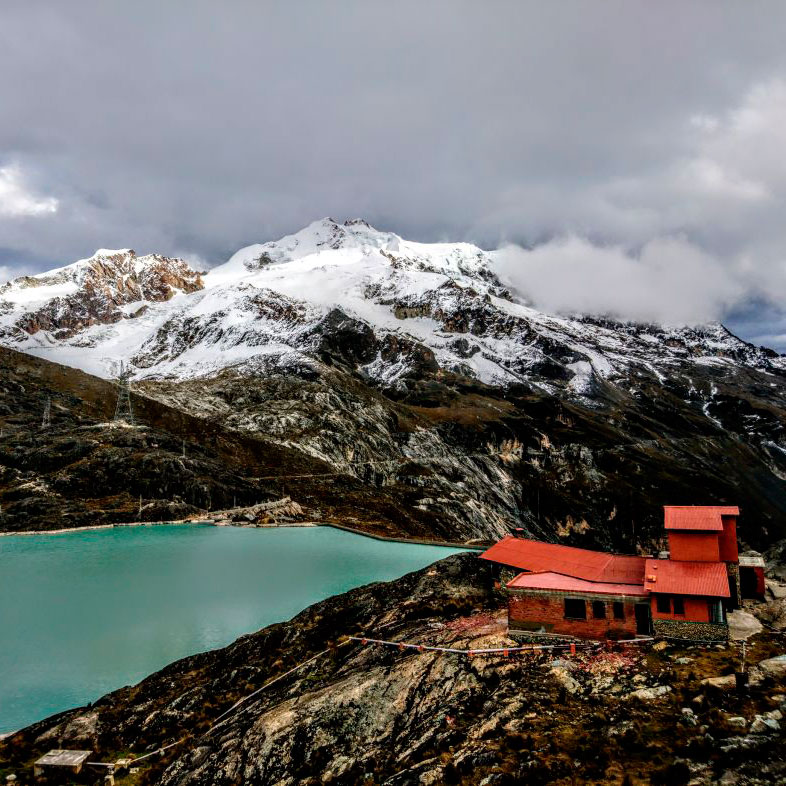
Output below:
[701,674,736,691]
[626,685,671,701]
[750,714,780,734]
[681,707,697,726]
[726,716,747,729]
[766,580,786,600]
[758,654,786,677]
[727,610,763,641]
[549,666,581,695]
[756,599,786,631]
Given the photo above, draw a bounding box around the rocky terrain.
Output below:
[0,346,451,535]
[1,218,786,549]
[2,553,785,785]
[0,248,203,342]
[2,336,786,550]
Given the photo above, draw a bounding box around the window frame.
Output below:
[656,595,671,614]
[591,600,606,619]
[564,597,587,620]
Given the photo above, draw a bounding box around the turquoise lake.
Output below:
[0,524,465,733]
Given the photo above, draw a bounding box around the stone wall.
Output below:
[652,618,728,642]
[727,562,741,608]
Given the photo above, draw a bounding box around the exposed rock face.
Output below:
[1,220,786,547]
[3,336,786,549]
[0,248,203,341]
[3,554,786,785]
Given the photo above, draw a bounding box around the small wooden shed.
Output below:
[34,749,93,778]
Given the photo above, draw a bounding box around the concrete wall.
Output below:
[508,591,639,639]
[650,594,711,622]
[668,532,719,562]
[718,516,739,563]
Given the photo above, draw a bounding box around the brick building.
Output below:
[481,505,759,642]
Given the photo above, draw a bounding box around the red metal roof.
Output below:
[663,506,739,532]
[480,536,646,585]
[643,558,730,598]
[506,571,649,597]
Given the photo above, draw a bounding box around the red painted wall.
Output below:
[718,516,739,563]
[650,594,710,622]
[508,593,640,639]
[668,532,720,562]
[755,566,766,597]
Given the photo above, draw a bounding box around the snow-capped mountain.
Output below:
[0,218,782,397]
[0,248,203,349]
[2,219,786,546]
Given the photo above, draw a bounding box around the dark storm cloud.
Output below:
[2,1,786,346]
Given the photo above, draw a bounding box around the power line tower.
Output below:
[41,397,51,429]
[114,361,134,423]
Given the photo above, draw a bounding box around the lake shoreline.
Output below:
[0,519,486,549]
[0,524,468,733]
[0,520,196,537]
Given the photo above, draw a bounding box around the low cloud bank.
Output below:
[492,236,743,326]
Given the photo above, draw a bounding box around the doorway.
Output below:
[635,603,651,635]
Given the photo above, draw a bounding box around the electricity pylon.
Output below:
[114,361,134,423]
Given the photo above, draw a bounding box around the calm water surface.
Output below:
[0,524,465,732]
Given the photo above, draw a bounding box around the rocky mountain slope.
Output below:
[0,248,203,345]
[2,219,783,390]
[1,219,786,548]
[2,554,785,785]
[0,346,463,535]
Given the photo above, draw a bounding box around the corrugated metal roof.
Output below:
[663,506,739,531]
[480,536,646,585]
[507,571,649,596]
[643,558,730,597]
[738,554,765,568]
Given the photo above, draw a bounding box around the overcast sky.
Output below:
[2,2,786,348]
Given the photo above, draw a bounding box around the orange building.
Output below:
[481,505,762,643]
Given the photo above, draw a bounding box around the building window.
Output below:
[613,602,625,620]
[564,598,586,619]
[672,597,685,615]
[656,595,671,614]
[708,599,724,624]
[592,600,606,619]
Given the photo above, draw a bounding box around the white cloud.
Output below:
[0,7,785,347]
[0,164,58,217]
[493,236,742,326]
[697,78,786,191]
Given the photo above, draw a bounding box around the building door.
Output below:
[634,603,651,635]
[740,567,759,599]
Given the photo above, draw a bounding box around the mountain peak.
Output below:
[0,250,203,342]
[216,218,400,274]
[1,219,783,398]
